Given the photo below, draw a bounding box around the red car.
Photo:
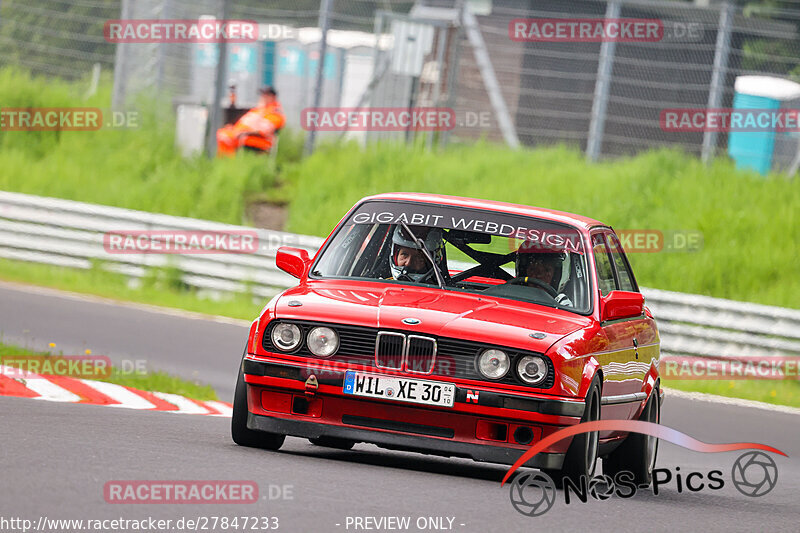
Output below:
[232,193,662,485]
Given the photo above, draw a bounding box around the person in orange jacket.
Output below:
[216,86,286,156]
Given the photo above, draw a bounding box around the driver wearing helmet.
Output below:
[389,225,446,283]
[516,242,574,307]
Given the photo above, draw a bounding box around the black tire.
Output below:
[549,376,602,487]
[603,386,660,486]
[231,357,285,450]
[309,436,355,450]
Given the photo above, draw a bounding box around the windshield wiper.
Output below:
[400,221,446,290]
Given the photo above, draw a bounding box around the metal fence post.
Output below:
[304,0,334,157]
[155,0,172,94]
[366,11,385,147]
[586,0,620,162]
[462,4,520,149]
[701,2,734,164]
[442,14,463,150]
[427,26,448,150]
[112,0,133,110]
[206,0,230,159]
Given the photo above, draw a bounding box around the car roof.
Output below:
[359,192,607,231]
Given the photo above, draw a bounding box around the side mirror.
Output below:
[601,290,644,321]
[276,247,312,279]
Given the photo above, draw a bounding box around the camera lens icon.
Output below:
[509,471,557,516]
[731,451,778,498]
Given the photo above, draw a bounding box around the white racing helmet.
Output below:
[389,225,445,282]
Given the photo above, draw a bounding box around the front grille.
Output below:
[376,332,404,370]
[263,320,554,389]
[375,332,436,374]
[406,336,436,374]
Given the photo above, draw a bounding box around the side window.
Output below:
[591,234,616,296]
[606,233,637,292]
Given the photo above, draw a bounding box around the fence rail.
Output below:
[0,191,323,299]
[2,190,799,361]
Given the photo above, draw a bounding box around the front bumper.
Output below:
[248,412,564,468]
[243,356,585,468]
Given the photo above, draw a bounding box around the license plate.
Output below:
[343,371,455,408]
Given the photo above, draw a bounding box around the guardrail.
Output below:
[0,191,324,299]
[2,190,799,361]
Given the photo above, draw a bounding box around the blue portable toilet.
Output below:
[728,76,800,175]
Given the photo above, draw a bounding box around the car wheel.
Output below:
[603,386,660,486]
[551,376,601,487]
[309,436,355,450]
[231,356,285,450]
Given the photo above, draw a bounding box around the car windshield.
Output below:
[311,201,591,313]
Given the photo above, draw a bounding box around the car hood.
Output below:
[273,280,592,353]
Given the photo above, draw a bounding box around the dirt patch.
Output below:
[246,201,288,231]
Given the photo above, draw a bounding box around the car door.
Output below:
[591,230,649,419]
[605,231,659,398]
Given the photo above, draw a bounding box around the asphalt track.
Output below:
[0,283,248,400]
[1,282,799,532]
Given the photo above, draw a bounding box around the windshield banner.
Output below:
[349,202,584,254]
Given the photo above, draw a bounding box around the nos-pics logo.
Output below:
[502,420,784,517]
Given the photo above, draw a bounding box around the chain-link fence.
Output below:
[432,0,800,167]
[2,0,800,169]
[0,0,118,80]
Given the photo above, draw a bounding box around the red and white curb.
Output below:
[0,365,232,417]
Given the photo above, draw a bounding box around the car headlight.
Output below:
[307,327,339,357]
[271,323,302,351]
[477,349,510,379]
[517,355,548,386]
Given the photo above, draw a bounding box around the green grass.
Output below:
[664,378,800,408]
[0,258,264,321]
[3,67,800,407]
[6,65,796,308]
[0,341,218,401]
[284,142,800,309]
[0,67,303,224]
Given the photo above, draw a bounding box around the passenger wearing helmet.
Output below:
[515,242,574,307]
[389,225,446,283]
